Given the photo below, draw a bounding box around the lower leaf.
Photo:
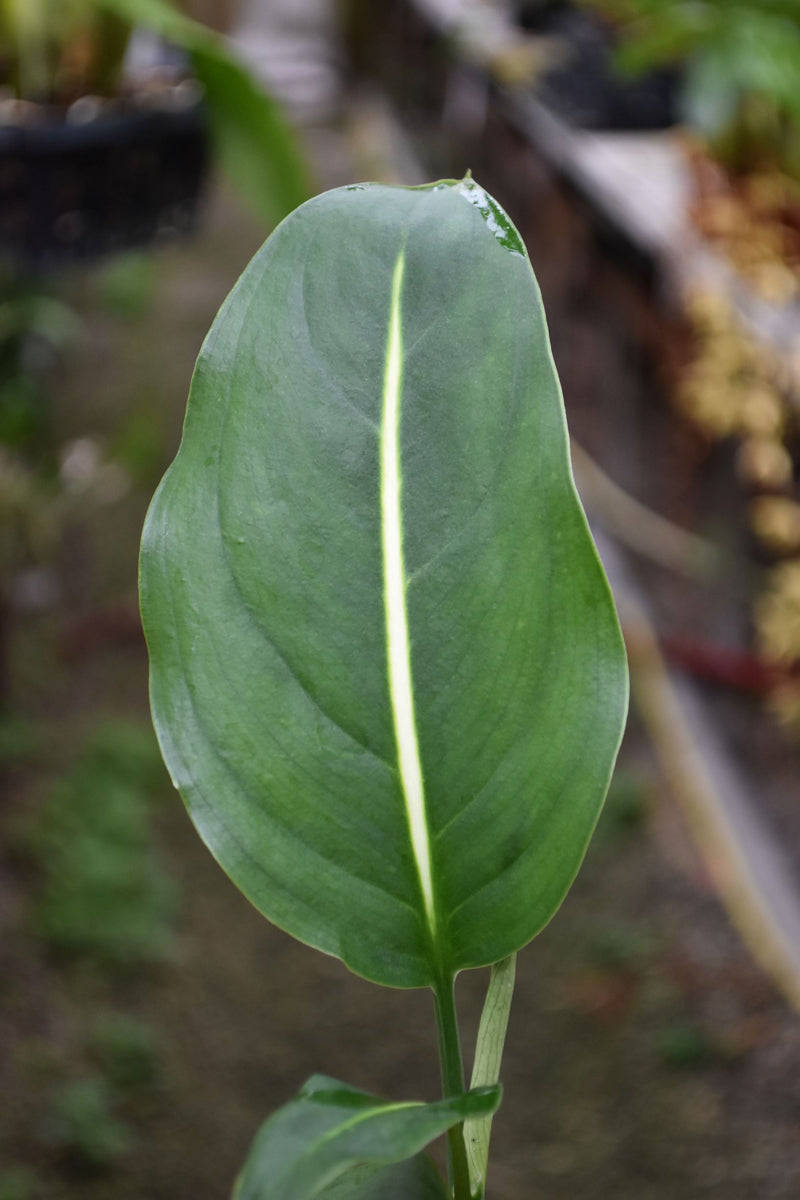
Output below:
[233,1074,501,1200]
[316,1154,448,1199]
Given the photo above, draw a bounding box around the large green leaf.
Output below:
[233,1075,496,1200]
[140,178,628,988]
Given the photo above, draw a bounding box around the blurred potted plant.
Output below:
[513,0,681,130]
[0,0,311,266]
[591,1,800,720]
[586,0,800,301]
[588,0,800,177]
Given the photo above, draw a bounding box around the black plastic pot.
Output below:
[0,96,210,270]
[515,1,681,131]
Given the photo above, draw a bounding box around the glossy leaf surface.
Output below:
[233,1075,497,1200]
[140,179,628,988]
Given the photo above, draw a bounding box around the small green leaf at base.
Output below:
[233,1075,500,1200]
[316,1154,448,1199]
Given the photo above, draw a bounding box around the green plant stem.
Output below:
[434,976,472,1200]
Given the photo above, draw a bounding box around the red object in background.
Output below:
[661,634,799,694]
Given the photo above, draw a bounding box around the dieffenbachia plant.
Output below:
[139,177,628,1199]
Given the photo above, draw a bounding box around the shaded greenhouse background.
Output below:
[2,2,800,1197]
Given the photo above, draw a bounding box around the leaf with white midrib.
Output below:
[140,178,628,989]
[380,248,437,947]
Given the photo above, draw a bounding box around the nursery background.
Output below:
[2,2,800,1197]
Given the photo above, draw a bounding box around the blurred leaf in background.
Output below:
[26,721,177,971]
[0,1166,41,1200]
[0,0,312,229]
[97,0,314,226]
[588,0,800,177]
[0,284,82,452]
[0,0,131,100]
[38,1076,134,1171]
[89,1012,161,1091]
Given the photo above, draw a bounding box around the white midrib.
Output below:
[380,251,437,942]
